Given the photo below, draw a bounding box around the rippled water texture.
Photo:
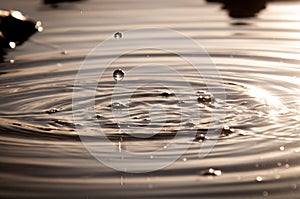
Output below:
[0,0,300,198]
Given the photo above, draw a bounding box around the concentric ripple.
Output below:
[0,0,300,198]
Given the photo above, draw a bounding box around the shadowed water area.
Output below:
[0,0,300,198]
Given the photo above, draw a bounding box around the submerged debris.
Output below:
[0,9,43,59]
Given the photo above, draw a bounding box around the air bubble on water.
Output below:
[61,50,68,55]
[46,108,61,114]
[196,91,214,104]
[277,162,282,167]
[285,164,290,168]
[114,32,122,39]
[202,168,222,176]
[194,134,206,142]
[221,125,235,136]
[113,69,125,82]
[256,176,263,182]
[262,191,269,197]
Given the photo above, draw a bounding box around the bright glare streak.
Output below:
[248,87,282,107]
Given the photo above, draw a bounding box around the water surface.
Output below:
[0,0,300,198]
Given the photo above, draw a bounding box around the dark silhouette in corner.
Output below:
[206,0,267,18]
[0,10,43,61]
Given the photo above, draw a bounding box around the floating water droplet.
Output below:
[280,146,285,151]
[113,69,125,81]
[256,176,263,182]
[196,91,214,104]
[9,59,15,64]
[194,133,206,142]
[114,32,122,39]
[202,168,222,176]
[285,164,290,168]
[183,157,187,162]
[46,108,61,114]
[110,102,127,109]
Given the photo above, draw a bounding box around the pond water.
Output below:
[0,0,300,198]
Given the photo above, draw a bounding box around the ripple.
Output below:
[0,0,300,198]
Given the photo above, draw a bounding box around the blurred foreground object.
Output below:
[206,0,267,18]
[0,10,43,59]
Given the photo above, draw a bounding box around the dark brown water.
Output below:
[0,0,300,198]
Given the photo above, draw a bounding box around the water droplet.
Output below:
[196,91,214,104]
[61,50,68,55]
[114,32,122,39]
[113,69,125,81]
[150,155,154,159]
[193,133,206,142]
[46,108,61,114]
[183,158,187,162]
[285,164,290,168]
[256,176,263,182]
[280,146,285,151]
[35,21,43,32]
[9,59,15,64]
[221,125,234,136]
[202,168,222,176]
[277,162,282,167]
